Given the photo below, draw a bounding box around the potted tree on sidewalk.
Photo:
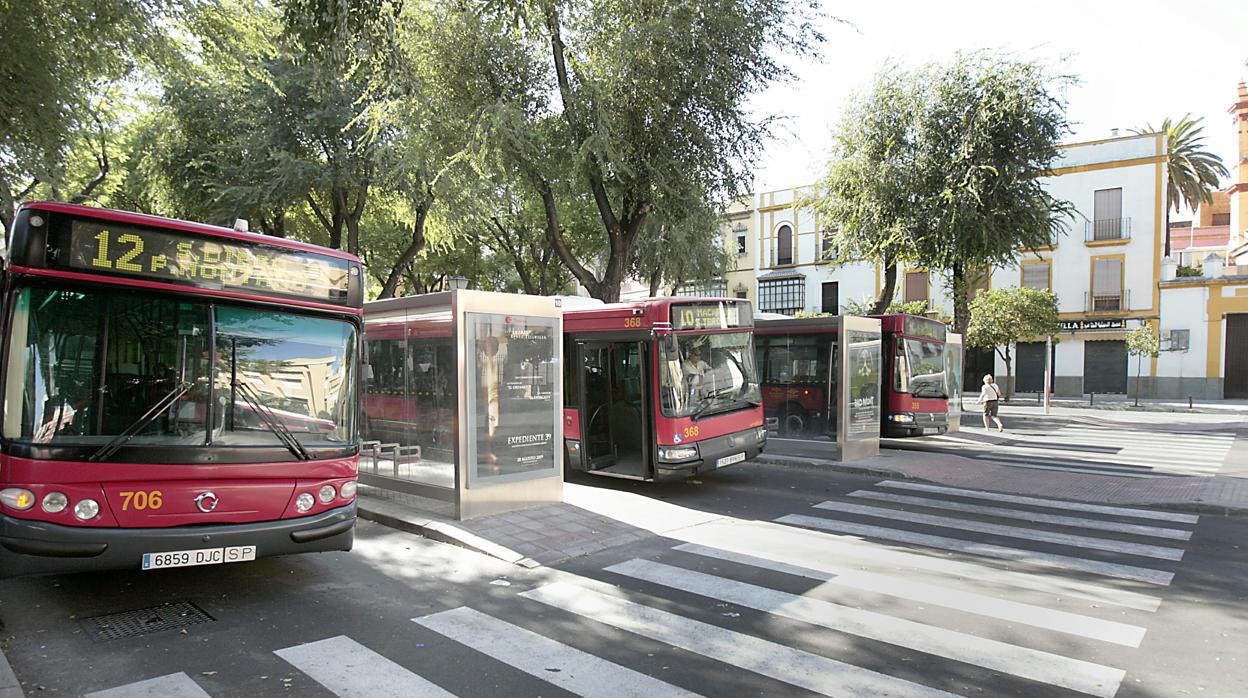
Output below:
[1126,325,1161,407]
[965,287,1059,401]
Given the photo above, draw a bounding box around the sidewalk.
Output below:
[999,394,1248,416]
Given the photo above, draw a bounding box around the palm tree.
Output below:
[1132,116,1229,255]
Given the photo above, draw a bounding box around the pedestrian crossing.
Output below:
[84,481,1200,698]
[936,424,1238,478]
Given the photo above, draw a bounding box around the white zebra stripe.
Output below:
[520,581,955,698]
[85,673,211,698]
[812,501,1186,560]
[847,491,1194,540]
[607,559,1125,697]
[875,481,1200,523]
[777,514,1175,585]
[414,607,702,698]
[275,636,455,698]
[673,543,1147,647]
[673,519,1164,611]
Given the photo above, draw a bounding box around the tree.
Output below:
[1131,115,1228,256]
[815,53,1075,329]
[455,0,823,302]
[1126,325,1160,407]
[0,0,177,228]
[965,287,1059,400]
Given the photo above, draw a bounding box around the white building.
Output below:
[738,131,1171,397]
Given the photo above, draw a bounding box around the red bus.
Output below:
[753,316,839,439]
[876,314,949,437]
[0,202,363,577]
[563,298,766,481]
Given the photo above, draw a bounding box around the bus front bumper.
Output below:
[0,504,356,578]
[655,426,765,481]
[883,412,948,438]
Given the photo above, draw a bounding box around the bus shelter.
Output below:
[945,332,964,433]
[360,290,562,520]
[754,315,882,462]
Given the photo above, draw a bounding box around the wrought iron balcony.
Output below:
[1085,217,1131,242]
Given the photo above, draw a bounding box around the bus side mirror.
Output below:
[362,364,374,382]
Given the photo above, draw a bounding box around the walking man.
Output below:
[978,374,1004,432]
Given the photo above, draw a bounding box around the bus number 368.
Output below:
[119,491,163,511]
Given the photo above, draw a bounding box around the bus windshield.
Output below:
[3,285,357,452]
[894,336,947,399]
[659,331,761,419]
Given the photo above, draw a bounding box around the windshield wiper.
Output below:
[691,385,755,421]
[89,380,193,462]
[233,380,312,461]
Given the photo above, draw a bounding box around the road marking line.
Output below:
[777,514,1175,585]
[275,635,455,698]
[521,581,956,698]
[876,481,1200,524]
[848,491,1194,541]
[812,501,1186,560]
[85,673,211,698]
[414,607,702,698]
[607,559,1125,697]
[674,520,1164,611]
[673,543,1147,646]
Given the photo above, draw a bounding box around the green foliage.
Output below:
[1175,264,1203,278]
[1132,115,1228,214]
[841,296,929,316]
[793,311,833,318]
[815,53,1074,327]
[1126,326,1161,358]
[966,287,1060,350]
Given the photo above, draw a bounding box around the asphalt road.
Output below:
[1,461,1245,697]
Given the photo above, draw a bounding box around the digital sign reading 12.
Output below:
[67,220,353,303]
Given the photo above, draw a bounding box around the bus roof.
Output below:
[15,201,361,263]
[754,315,840,335]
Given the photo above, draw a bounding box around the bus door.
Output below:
[577,340,650,478]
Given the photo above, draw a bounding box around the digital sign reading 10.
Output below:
[68,220,353,303]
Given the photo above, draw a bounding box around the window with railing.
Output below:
[676,280,728,298]
[1090,258,1123,311]
[1021,261,1051,290]
[1090,188,1128,241]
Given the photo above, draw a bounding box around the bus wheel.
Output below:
[782,413,805,436]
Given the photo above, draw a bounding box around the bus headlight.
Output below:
[42,492,69,513]
[74,499,100,520]
[339,481,357,499]
[756,427,768,442]
[889,413,915,423]
[296,493,315,512]
[565,440,581,458]
[318,484,337,504]
[658,446,698,461]
[0,488,35,510]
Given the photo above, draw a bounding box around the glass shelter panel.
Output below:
[845,328,882,441]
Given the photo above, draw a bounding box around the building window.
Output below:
[1021,261,1051,290]
[1212,212,1231,226]
[758,277,804,314]
[735,226,747,255]
[1091,188,1126,241]
[820,229,837,261]
[1091,258,1123,311]
[776,224,793,266]
[676,280,728,298]
[735,289,748,299]
[821,281,839,314]
[903,270,929,303]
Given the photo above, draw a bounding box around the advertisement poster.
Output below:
[466,312,559,485]
[846,329,881,440]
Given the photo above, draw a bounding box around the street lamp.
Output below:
[447,274,469,291]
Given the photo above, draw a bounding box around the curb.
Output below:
[356,496,541,568]
[756,450,1248,518]
[0,643,22,698]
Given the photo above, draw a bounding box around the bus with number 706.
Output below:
[0,202,363,577]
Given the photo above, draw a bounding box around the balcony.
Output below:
[1085,289,1131,313]
[1085,217,1131,243]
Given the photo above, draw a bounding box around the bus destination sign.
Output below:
[670,301,750,331]
[65,219,354,304]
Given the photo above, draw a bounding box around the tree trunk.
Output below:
[379,206,429,299]
[950,261,970,336]
[648,267,663,297]
[870,260,898,315]
[1003,345,1013,401]
[1134,355,1143,407]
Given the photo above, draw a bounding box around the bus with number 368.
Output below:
[0,202,363,577]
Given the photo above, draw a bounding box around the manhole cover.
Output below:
[80,601,214,642]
